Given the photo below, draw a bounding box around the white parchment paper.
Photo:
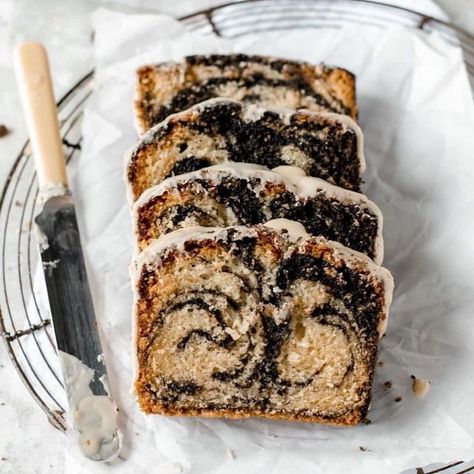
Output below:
[63,8,474,473]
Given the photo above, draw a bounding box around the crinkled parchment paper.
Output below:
[58,8,474,473]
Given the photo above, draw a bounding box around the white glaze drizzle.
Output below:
[39,181,69,203]
[134,225,255,278]
[241,101,295,125]
[35,225,50,252]
[59,351,122,462]
[264,218,309,242]
[35,183,71,252]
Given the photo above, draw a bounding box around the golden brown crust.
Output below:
[137,393,364,426]
[324,67,358,119]
[134,66,155,134]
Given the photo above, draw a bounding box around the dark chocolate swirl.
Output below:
[128,100,362,201]
[136,231,384,421]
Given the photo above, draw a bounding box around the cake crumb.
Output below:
[0,125,9,138]
[226,449,235,460]
[1,457,7,462]
[168,462,183,473]
[362,418,372,425]
[377,360,383,367]
[359,446,370,452]
[394,396,402,403]
[411,376,431,399]
[383,381,392,390]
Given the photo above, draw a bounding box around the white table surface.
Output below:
[0,1,473,473]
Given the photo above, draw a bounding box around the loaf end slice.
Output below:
[134,54,357,133]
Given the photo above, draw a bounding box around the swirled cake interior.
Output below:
[134,164,382,262]
[134,54,357,132]
[134,224,393,425]
[127,99,363,200]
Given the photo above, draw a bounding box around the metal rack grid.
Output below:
[1,1,473,471]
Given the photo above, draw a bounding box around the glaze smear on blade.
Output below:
[59,352,122,461]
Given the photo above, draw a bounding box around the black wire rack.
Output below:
[1,0,473,471]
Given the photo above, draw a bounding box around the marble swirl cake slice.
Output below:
[134,54,357,133]
[126,98,365,201]
[132,221,394,426]
[134,163,383,263]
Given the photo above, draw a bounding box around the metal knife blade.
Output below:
[35,193,121,461]
[36,194,103,383]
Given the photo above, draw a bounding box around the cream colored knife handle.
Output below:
[14,42,67,189]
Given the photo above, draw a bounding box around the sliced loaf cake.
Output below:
[126,98,365,201]
[134,164,383,263]
[133,221,393,425]
[135,54,357,133]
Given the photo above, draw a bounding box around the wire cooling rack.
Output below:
[1,0,473,471]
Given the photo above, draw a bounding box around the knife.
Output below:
[14,42,122,462]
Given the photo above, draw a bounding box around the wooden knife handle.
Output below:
[14,42,68,189]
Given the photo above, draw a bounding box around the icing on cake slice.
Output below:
[134,54,357,133]
[134,163,383,263]
[132,221,393,426]
[126,98,365,201]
